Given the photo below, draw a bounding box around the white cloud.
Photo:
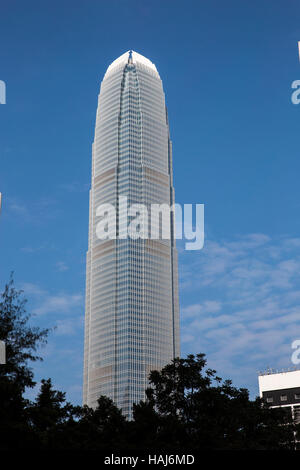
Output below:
[20,282,83,316]
[33,293,83,316]
[6,196,60,224]
[59,181,89,193]
[56,261,69,272]
[182,300,222,319]
[179,234,300,394]
[55,316,84,336]
[21,282,47,297]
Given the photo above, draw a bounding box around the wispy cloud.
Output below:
[55,316,84,336]
[56,261,69,272]
[21,282,83,316]
[21,282,47,297]
[6,196,61,224]
[59,181,89,193]
[8,201,29,218]
[179,234,300,394]
[20,243,55,254]
[33,293,83,316]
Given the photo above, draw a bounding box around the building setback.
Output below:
[83,51,180,418]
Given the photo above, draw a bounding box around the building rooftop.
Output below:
[258,368,300,396]
[104,50,159,79]
[258,367,300,377]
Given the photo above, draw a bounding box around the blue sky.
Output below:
[1,0,300,404]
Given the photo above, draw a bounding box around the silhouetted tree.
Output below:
[0,275,49,449]
[132,354,299,450]
[75,396,128,450]
[28,378,82,449]
[1,276,299,450]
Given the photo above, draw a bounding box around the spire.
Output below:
[128,50,133,64]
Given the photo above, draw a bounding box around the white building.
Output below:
[83,51,180,418]
[258,369,300,425]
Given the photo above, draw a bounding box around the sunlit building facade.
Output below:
[83,51,179,418]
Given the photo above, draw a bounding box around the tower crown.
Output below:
[104,50,159,79]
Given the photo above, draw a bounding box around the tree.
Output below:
[1,275,299,450]
[28,378,82,449]
[76,396,128,450]
[132,354,299,450]
[0,275,50,449]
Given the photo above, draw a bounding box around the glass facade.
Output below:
[83,51,180,418]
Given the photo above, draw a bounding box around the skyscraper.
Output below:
[83,51,179,418]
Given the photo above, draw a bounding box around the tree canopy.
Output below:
[0,276,299,450]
